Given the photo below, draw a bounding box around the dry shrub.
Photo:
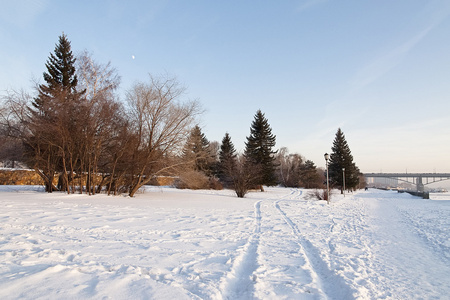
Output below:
[307,189,331,201]
[147,176,176,186]
[174,170,210,190]
[208,177,223,190]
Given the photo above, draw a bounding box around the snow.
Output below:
[0,186,449,299]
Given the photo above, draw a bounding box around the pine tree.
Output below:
[27,33,83,192]
[217,132,237,187]
[244,110,277,190]
[299,160,321,188]
[328,128,360,192]
[33,33,82,113]
[183,125,214,175]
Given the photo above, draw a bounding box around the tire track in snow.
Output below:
[274,192,354,300]
[216,201,261,300]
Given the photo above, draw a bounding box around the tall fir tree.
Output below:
[299,160,321,188]
[217,132,237,187]
[27,33,83,192]
[244,109,277,190]
[33,33,82,113]
[183,125,214,175]
[328,128,360,192]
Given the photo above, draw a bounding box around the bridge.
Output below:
[364,173,450,192]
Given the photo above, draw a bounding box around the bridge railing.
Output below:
[397,190,430,199]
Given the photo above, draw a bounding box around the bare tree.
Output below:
[0,90,32,145]
[0,136,23,168]
[0,89,59,191]
[76,50,120,102]
[0,94,27,168]
[125,74,202,197]
[73,51,122,194]
[232,155,261,198]
[275,147,303,187]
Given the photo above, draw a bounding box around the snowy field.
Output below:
[0,186,449,300]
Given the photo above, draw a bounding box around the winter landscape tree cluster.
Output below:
[0,34,363,197]
[1,34,201,197]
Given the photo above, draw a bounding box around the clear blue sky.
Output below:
[1,0,450,173]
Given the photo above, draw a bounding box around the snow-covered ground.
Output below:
[0,186,449,299]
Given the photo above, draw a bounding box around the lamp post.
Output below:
[324,153,330,204]
[342,167,345,197]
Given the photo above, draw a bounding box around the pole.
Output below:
[324,153,330,204]
[326,163,329,204]
[343,168,345,197]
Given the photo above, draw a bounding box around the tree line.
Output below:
[0,34,362,197]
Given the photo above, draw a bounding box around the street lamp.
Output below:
[342,168,345,197]
[324,153,330,204]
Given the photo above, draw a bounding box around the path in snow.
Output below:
[216,201,261,299]
[274,193,354,300]
[219,188,356,299]
[252,189,326,299]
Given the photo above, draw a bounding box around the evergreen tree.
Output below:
[217,132,237,187]
[33,33,82,113]
[299,160,321,188]
[183,125,214,175]
[27,33,83,192]
[244,110,277,190]
[328,128,360,192]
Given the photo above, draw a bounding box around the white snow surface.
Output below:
[0,186,449,300]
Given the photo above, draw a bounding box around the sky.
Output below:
[1,0,450,174]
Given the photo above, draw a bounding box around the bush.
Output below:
[174,171,223,190]
[174,171,209,189]
[308,189,331,202]
[208,177,223,190]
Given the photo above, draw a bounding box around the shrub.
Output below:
[308,189,331,202]
[174,170,210,190]
[208,177,223,190]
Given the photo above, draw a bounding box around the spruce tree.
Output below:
[183,125,214,175]
[328,128,360,192]
[33,33,81,113]
[217,132,237,187]
[244,110,277,190]
[27,33,82,192]
[299,160,321,188]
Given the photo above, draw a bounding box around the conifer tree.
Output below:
[217,132,237,187]
[183,125,214,175]
[27,33,83,192]
[328,128,360,192]
[244,110,277,190]
[299,160,321,188]
[33,33,82,113]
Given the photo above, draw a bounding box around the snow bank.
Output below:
[0,186,448,299]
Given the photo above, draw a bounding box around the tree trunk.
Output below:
[35,168,58,193]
